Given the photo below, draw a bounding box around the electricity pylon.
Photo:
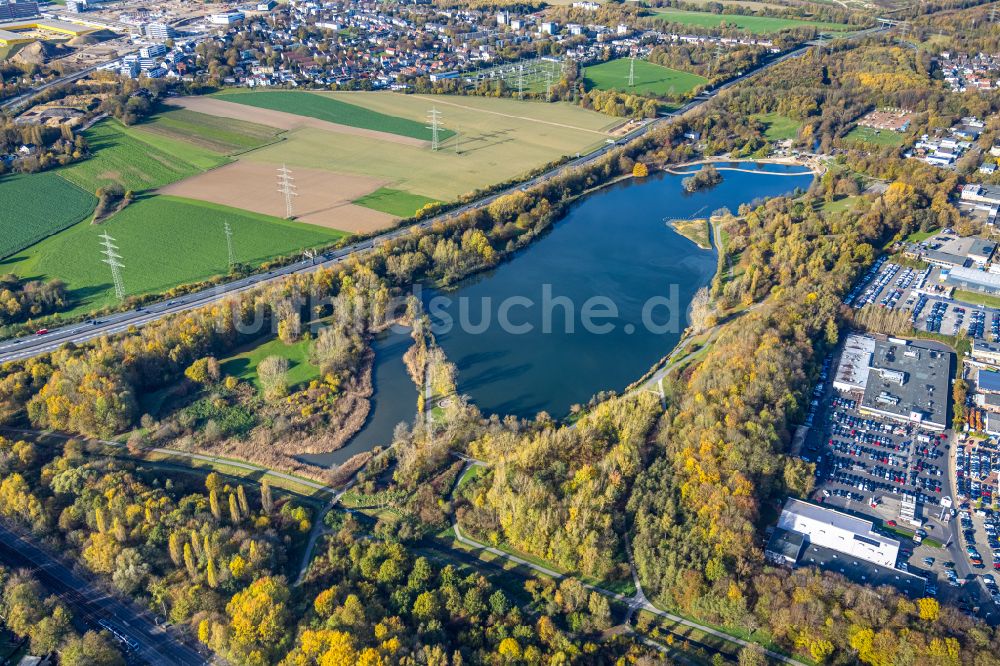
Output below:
[427,107,442,151]
[277,164,297,218]
[224,221,236,268]
[98,232,125,301]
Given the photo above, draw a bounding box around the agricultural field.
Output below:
[133,105,283,155]
[649,8,853,34]
[751,112,802,141]
[212,90,453,142]
[0,172,96,259]
[220,336,320,391]
[5,195,345,315]
[353,187,440,218]
[158,161,394,234]
[583,58,707,97]
[57,119,229,193]
[242,92,619,203]
[843,125,905,146]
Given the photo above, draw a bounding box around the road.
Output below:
[1,56,132,114]
[0,522,208,665]
[0,30,885,365]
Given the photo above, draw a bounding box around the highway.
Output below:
[0,29,884,365]
[0,522,208,665]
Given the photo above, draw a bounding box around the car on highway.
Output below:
[34,328,48,335]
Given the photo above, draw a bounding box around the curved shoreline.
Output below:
[662,155,824,177]
[665,166,815,176]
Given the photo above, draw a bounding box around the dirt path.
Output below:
[170,96,429,148]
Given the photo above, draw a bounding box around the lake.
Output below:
[306,162,814,465]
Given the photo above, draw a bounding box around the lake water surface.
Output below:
[305,163,814,465]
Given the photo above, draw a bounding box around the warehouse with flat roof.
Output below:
[945,265,1000,296]
[859,339,951,431]
[766,499,927,596]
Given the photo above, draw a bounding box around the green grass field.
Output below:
[6,196,345,315]
[213,90,455,142]
[583,58,707,97]
[0,172,97,259]
[650,7,852,34]
[844,125,905,146]
[953,289,1000,310]
[133,105,283,155]
[57,119,229,193]
[752,112,802,141]
[244,93,617,202]
[352,187,440,218]
[221,336,319,390]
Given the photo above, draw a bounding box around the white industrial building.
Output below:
[833,334,876,393]
[776,498,900,568]
[209,11,244,25]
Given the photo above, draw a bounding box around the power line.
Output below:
[427,107,442,151]
[627,55,635,87]
[224,221,236,268]
[545,68,553,101]
[277,164,297,219]
[98,232,125,301]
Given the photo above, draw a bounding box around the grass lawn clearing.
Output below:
[650,7,852,34]
[902,228,939,243]
[953,289,1000,310]
[221,336,319,391]
[352,187,440,218]
[752,112,802,141]
[57,118,229,192]
[0,172,96,259]
[5,195,345,315]
[213,90,454,142]
[844,126,905,147]
[133,104,283,155]
[819,195,861,214]
[584,58,706,97]
[669,218,711,249]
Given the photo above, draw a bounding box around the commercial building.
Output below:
[905,232,996,268]
[209,11,244,25]
[973,340,1000,366]
[833,334,877,393]
[766,499,926,596]
[0,0,37,21]
[773,499,900,567]
[858,338,951,431]
[139,43,166,58]
[945,266,1000,296]
[0,17,91,45]
[144,22,174,40]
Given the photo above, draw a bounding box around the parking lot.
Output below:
[846,259,1000,340]
[800,335,1000,619]
[806,395,949,512]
